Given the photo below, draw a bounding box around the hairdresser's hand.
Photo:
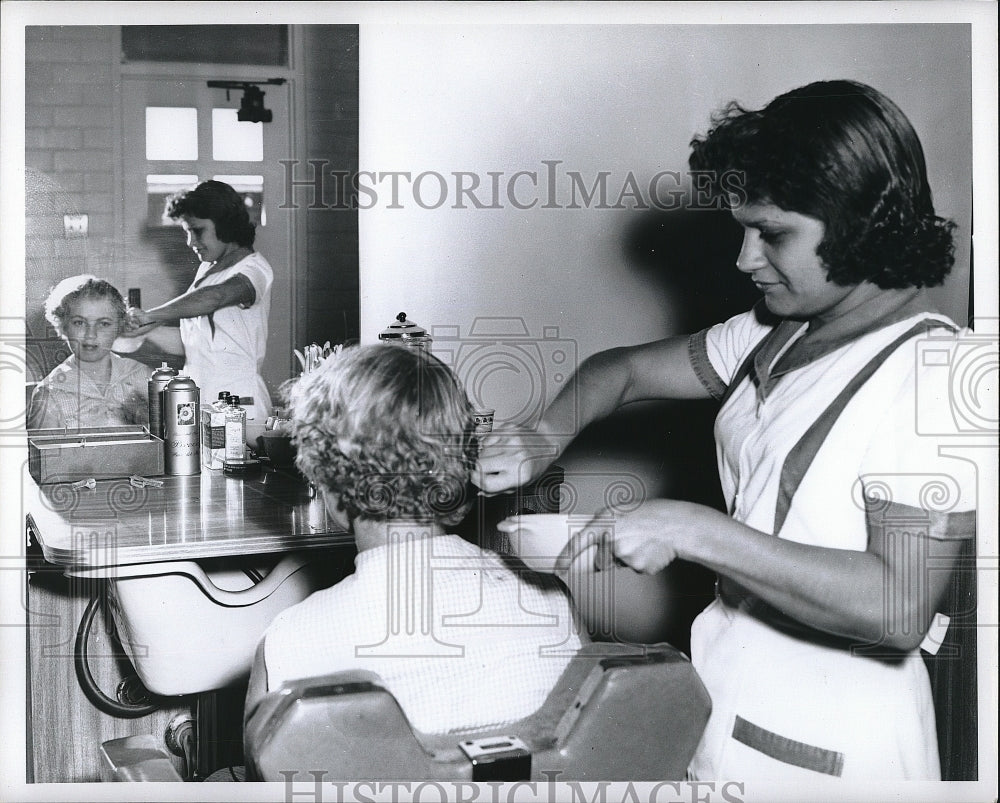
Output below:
[586,499,723,575]
[474,427,563,495]
[120,307,161,338]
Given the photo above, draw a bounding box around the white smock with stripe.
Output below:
[179,250,273,426]
[686,293,977,785]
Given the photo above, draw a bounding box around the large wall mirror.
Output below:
[24,24,359,407]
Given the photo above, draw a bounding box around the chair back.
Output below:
[245,641,711,782]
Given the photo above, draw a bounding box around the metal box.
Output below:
[27,426,164,484]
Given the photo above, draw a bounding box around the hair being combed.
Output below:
[688,80,955,289]
[165,180,256,247]
[287,344,479,526]
[44,274,127,337]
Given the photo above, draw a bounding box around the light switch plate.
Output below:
[63,213,88,238]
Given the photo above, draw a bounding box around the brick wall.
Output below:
[25,26,118,346]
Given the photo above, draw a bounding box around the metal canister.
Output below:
[162,375,201,475]
[378,312,432,352]
[147,362,178,439]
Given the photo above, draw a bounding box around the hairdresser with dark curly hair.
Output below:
[480,80,976,784]
[119,179,273,441]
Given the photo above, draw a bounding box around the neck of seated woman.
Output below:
[352,517,448,553]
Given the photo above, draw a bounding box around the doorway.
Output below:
[119,74,294,397]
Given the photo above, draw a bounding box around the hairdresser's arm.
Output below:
[594,499,967,652]
[476,336,709,493]
[114,323,184,356]
[134,275,255,326]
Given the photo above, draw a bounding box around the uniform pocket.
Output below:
[732,715,845,777]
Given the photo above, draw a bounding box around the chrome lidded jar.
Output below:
[378,312,432,352]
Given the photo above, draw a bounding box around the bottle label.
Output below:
[225,420,245,459]
[175,402,197,426]
[203,423,226,448]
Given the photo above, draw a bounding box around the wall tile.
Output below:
[25,127,84,150]
[26,83,84,106]
[53,149,114,172]
[50,62,112,85]
[52,106,115,129]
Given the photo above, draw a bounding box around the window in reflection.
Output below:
[146,107,198,160]
[212,109,264,162]
[122,25,289,66]
[146,175,200,226]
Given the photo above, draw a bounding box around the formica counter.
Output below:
[25,466,352,568]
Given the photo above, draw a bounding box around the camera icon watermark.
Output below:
[0,316,30,436]
[432,317,578,436]
[915,320,998,437]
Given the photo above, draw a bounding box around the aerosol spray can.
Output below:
[147,362,178,439]
[163,375,201,475]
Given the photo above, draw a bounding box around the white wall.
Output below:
[359,23,971,401]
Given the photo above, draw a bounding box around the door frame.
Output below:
[113,25,306,396]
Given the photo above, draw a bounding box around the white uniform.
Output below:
[179,251,273,430]
[686,295,977,785]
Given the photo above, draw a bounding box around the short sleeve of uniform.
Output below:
[27,384,56,429]
[235,253,273,310]
[688,308,773,399]
[858,329,978,541]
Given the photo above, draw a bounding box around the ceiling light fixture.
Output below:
[206,78,287,124]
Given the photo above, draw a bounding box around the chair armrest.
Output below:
[101,735,183,782]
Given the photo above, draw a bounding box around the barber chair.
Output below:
[243,641,710,782]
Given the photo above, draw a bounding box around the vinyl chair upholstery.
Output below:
[244,641,711,782]
[100,735,184,781]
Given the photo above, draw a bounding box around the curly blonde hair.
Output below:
[287,344,479,526]
[44,275,127,337]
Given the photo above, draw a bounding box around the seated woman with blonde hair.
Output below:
[28,275,149,430]
[252,343,582,735]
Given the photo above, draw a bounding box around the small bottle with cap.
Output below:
[201,390,231,470]
[223,394,247,462]
[223,395,261,477]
